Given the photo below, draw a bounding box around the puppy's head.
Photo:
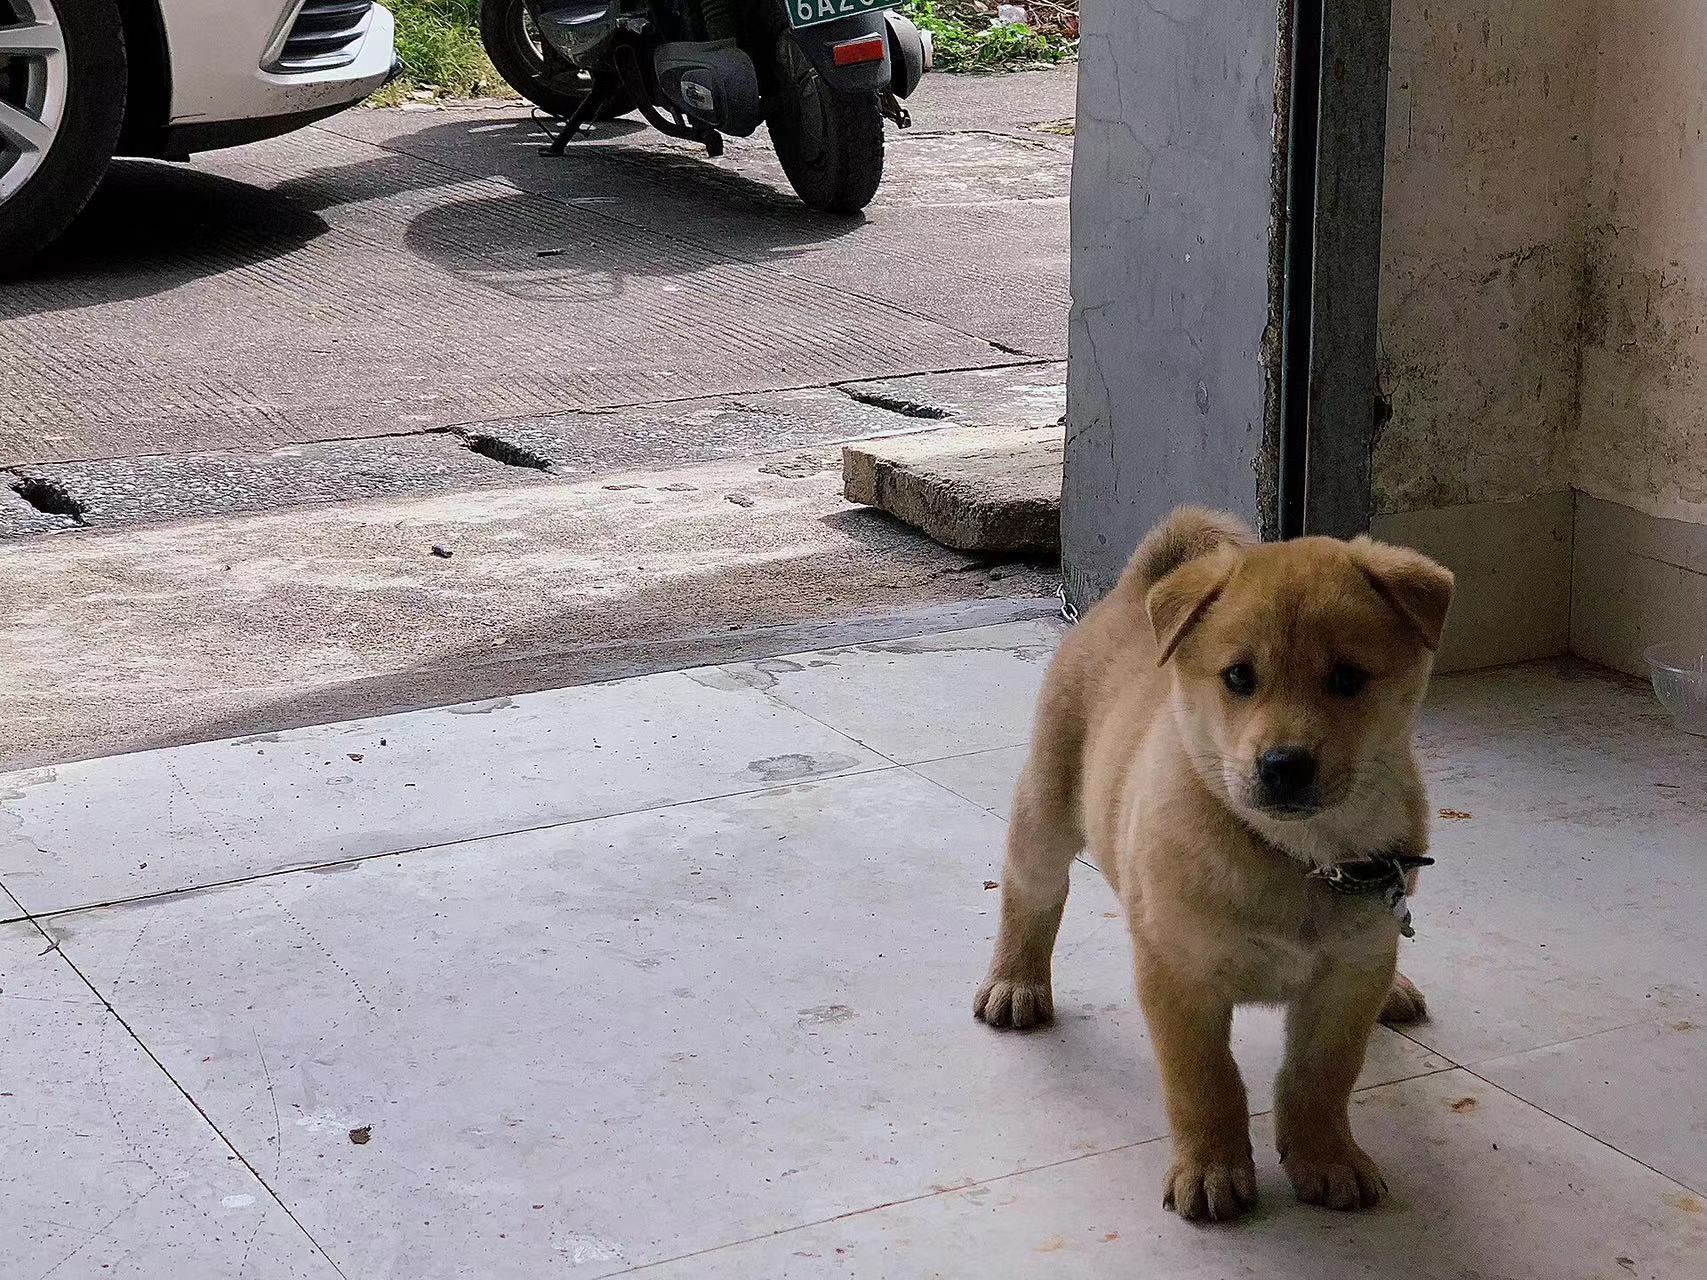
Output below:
[1147,533,1453,825]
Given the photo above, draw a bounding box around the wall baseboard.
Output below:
[1375,491,1707,678]
[1571,494,1707,677]
[1372,491,1573,673]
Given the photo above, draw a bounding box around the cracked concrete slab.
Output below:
[0,368,1067,538]
[0,481,75,538]
[455,384,924,478]
[841,361,1066,428]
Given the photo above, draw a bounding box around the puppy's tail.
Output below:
[1124,506,1255,590]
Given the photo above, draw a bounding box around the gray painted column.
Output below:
[1063,0,1392,604]
[1063,0,1287,605]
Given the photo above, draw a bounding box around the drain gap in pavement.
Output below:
[836,387,950,420]
[457,432,554,472]
[9,474,87,525]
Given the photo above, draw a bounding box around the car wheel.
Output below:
[0,0,126,274]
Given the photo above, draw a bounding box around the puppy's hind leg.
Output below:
[1379,971,1428,1025]
[974,753,1082,1030]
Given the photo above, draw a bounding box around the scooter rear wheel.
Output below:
[763,3,884,214]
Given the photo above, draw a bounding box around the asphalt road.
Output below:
[0,68,1076,766]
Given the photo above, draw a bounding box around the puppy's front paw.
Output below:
[973,973,1053,1029]
[1282,1142,1387,1211]
[1161,1156,1258,1223]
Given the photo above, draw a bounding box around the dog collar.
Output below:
[1308,849,1435,938]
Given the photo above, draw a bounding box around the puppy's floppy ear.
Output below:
[1349,537,1455,651]
[1147,548,1238,666]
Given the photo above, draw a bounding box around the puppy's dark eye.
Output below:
[1222,663,1257,696]
[1328,663,1369,698]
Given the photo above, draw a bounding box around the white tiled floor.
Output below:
[0,669,891,917]
[3,623,1704,1278]
[1,924,339,1280]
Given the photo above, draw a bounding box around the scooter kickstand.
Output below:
[542,89,609,156]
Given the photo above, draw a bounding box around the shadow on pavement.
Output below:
[8,112,871,314]
[9,161,328,313]
[402,112,815,214]
[399,186,863,303]
[388,115,873,280]
[167,551,1054,755]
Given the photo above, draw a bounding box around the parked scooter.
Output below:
[479,0,930,213]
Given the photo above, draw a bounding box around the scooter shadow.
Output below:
[392,112,874,270]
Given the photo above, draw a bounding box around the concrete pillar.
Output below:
[1062,0,1392,605]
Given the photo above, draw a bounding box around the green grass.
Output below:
[377,0,1073,102]
[374,0,510,102]
[901,0,1075,72]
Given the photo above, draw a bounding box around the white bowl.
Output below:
[1645,643,1707,736]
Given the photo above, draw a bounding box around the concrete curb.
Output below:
[843,426,1064,554]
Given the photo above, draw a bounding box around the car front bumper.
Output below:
[156,0,397,155]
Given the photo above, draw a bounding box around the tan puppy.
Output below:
[975,507,1453,1222]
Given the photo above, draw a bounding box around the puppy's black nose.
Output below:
[1257,748,1318,805]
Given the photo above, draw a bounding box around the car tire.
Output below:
[0,0,127,274]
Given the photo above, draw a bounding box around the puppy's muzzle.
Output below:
[1253,747,1320,816]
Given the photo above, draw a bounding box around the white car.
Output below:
[0,0,396,267]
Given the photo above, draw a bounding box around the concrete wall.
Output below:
[1569,3,1707,672]
[1371,0,1707,676]
[1577,3,1707,529]
[1374,1,1593,518]
[1370,0,1593,670]
[1061,0,1284,605]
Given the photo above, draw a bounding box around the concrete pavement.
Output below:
[0,432,1060,770]
[0,70,1075,767]
[1,70,1073,469]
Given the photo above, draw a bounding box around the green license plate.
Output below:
[786,0,900,29]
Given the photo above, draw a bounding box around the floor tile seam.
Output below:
[597,1132,1175,1277]
[885,758,1100,878]
[600,1063,1464,1276]
[1394,1005,1707,1076]
[1458,1063,1707,1197]
[895,760,1008,824]
[16,762,903,924]
[897,738,1035,770]
[725,682,911,770]
[0,878,28,926]
[9,910,353,1280]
